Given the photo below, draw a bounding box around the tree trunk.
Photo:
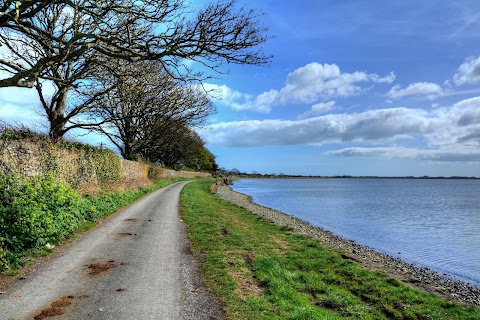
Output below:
[48,88,69,142]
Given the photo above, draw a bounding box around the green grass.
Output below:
[180,180,480,319]
[0,177,188,271]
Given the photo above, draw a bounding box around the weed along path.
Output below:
[0,181,223,320]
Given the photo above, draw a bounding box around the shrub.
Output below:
[0,173,82,269]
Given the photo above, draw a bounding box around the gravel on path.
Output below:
[0,182,224,320]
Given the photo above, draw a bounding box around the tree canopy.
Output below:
[90,61,215,160]
[0,0,271,88]
[0,0,270,170]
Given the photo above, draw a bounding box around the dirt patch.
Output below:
[51,296,73,308]
[221,227,229,237]
[122,218,138,222]
[210,183,218,193]
[34,296,75,320]
[34,307,63,320]
[87,262,116,275]
[273,238,289,250]
[244,254,255,271]
[116,232,137,236]
[230,269,264,299]
[116,288,127,292]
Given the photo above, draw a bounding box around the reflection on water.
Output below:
[232,178,480,287]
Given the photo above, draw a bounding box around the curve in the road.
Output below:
[0,182,222,320]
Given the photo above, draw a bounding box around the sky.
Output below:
[1,0,480,177]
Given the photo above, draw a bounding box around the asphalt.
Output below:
[0,181,224,320]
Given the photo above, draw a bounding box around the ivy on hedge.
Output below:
[0,127,122,189]
[0,172,179,271]
[0,174,82,269]
[0,127,188,270]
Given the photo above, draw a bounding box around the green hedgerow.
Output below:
[0,173,83,269]
[0,171,186,271]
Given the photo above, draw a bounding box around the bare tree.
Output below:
[0,0,271,88]
[1,1,56,25]
[90,61,215,160]
[0,0,270,141]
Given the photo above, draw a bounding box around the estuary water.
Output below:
[232,178,480,287]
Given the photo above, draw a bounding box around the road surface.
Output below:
[0,182,223,320]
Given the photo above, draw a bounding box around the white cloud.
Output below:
[200,107,430,147]
[200,96,480,162]
[0,103,43,125]
[386,82,443,99]
[327,147,480,162]
[202,83,258,111]
[453,56,480,85]
[0,86,47,125]
[0,86,42,106]
[279,63,395,104]
[239,89,280,113]
[206,63,395,113]
[298,101,336,119]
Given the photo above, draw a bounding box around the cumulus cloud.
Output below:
[200,107,430,147]
[298,101,336,119]
[386,82,444,99]
[205,63,395,113]
[384,56,480,100]
[0,85,50,124]
[238,90,280,113]
[327,147,480,162]
[453,56,480,85]
[202,83,257,111]
[279,63,395,104]
[199,96,480,162]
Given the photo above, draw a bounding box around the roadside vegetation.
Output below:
[0,172,185,271]
[181,180,480,319]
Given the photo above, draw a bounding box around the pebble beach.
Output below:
[216,183,480,307]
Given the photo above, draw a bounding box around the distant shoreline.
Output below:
[215,183,480,306]
[235,175,480,180]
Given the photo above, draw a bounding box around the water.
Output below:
[232,178,480,287]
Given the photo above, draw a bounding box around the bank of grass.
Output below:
[0,174,187,271]
[180,180,480,319]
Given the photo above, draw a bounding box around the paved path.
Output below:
[0,182,222,320]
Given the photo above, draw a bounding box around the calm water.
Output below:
[232,178,480,287]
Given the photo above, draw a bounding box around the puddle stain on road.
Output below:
[116,232,138,236]
[33,295,89,320]
[86,261,117,275]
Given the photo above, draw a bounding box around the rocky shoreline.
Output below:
[215,183,480,307]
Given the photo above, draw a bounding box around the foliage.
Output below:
[180,180,480,319]
[0,126,50,142]
[0,127,122,188]
[90,61,215,160]
[0,172,185,271]
[0,173,82,269]
[140,119,218,171]
[0,126,99,152]
[148,165,164,181]
[0,0,270,140]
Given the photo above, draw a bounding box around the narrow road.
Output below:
[0,182,223,320]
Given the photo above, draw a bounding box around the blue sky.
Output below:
[1,1,480,176]
[198,0,480,176]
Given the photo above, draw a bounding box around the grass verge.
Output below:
[0,176,187,271]
[180,180,480,319]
